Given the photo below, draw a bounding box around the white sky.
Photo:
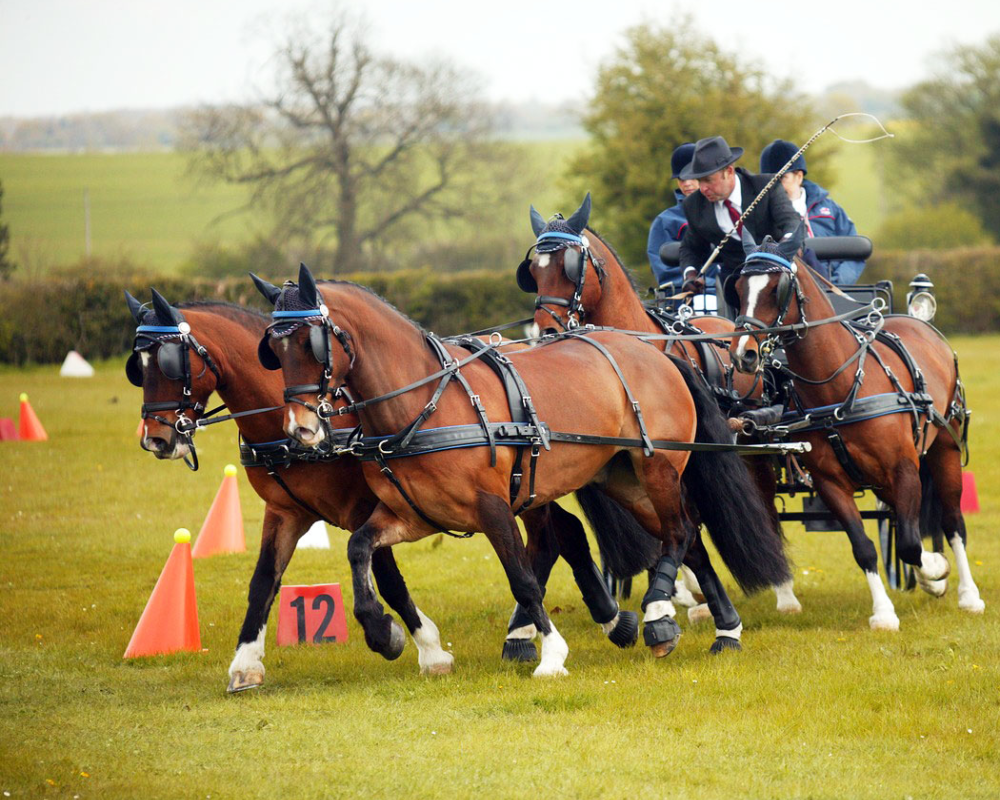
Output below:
[2,0,999,117]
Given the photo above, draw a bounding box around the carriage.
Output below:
[658,234,950,590]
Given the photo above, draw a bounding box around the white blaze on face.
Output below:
[537,254,550,268]
[735,274,770,358]
[139,351,150,369]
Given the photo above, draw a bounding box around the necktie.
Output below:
[723,199,743,234]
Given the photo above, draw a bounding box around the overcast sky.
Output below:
[2,0,1000,117]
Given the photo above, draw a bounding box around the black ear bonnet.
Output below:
[124,298,191,387]
[516,193,593,294]
[256,281,321,371]
[737,235,798,311]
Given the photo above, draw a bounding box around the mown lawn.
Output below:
[0,336,997,799]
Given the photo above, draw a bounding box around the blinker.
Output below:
[157,342,185,382]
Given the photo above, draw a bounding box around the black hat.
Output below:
[760,139,806,175]
[670,143,696,178]
[678,136,744,180]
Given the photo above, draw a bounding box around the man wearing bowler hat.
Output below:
[647,142,699,292]
[678,135,801,318]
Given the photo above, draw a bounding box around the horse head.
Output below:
[729,224,806,373]
[517,193,606,332]
[125,289,221,465]
[252,264,354,448]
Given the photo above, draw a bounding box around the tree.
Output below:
[889,35,1000,240]
[0,181,15,281]
[562,19,823,275]
[182,12,521,274]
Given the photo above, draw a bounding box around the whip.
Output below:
[696,112,894,278]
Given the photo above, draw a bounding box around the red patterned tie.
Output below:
[723,199,743,234]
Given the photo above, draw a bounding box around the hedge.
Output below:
[1,248,998,365]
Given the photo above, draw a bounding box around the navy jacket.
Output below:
[647,190,698,290]
[801,180,865,285]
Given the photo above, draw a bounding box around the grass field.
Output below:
[1,336,997,799]
[0,139,882,277]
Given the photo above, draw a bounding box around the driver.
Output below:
[678,136,801,319]
[647,142,698,291]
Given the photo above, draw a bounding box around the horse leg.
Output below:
[747,455,801,613]
[346,506,410,663]
[925,442,985,612]
[228,506,307,693]
[478,493,569,677]
[499,507,562,662]
[371,547,454,675]
[816,480,899,631]
[683,529,744,653]
[885,459,951,596]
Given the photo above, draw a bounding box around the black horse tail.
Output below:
[669,355,791,594]
[575,486,661,579]
[918,459,948,549]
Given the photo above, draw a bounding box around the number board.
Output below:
[276,584,349,647]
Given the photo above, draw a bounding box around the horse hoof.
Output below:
[918,576,948,598]
[958,594,985,613]
[643,616,681,658]
[227,669,264,693]
[502,638,538,662]
[687,603,712,624]
[382,620,406,661]
[777,599,803,614]
[869,612,900,632]
[710,636,742,655]
[532,664,569,678]
[606,611,639,649]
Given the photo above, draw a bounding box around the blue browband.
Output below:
[536,231,584,247]
[743,252,793,271]
[272,309,322,319]
[136,325,181,334]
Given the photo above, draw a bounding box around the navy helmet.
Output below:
[670,142,696,179]
[760,139,806,175]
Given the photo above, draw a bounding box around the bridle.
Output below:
[126,318,223,471]
[516,229,605,331]
[733,252,809,361]
[259,304,356,422]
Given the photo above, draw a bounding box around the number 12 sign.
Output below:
[276,584,349,646]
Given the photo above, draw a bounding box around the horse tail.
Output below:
[669,355,791,593]
[575,486,661,579]
[918,459,947,549]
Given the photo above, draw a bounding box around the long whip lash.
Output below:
[697,112,893,277]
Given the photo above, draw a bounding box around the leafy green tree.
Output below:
[890,35,1000,239]
[0,181,15,281]
[562,19,823,277]
[877,202,993,250]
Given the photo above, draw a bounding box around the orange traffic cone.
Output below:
[18,393,47,441]
[192,464,246,558]
[961,471,980,513]
[124,529,201,658]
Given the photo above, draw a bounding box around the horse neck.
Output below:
[321,285,441,433]
[186,309,286,442]
[586,235,656,333]
[782,265,867,405]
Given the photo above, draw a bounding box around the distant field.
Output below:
[0,139,886,276]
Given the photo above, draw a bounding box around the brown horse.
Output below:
[518,195,801,617]
[254,265,790,675]
[728,234,984,628]
[125,290,642,686]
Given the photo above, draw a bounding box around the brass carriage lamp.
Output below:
[906,274,937,322]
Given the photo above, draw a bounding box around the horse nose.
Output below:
[143,434,171,455]
[736,349,759,373]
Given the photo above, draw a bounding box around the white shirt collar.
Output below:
[790,185,808,217]
[713,172,744,233]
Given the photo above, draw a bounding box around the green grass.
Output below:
[1,338,998,799]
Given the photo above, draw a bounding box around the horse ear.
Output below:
[529,205,547,237]
[124,290,146,324]
[298,262,319,308]
[150,288,183,324]
[565,192,592,234]
[741,226,759,256]
[249,273,282,306]
[778,220,807,260]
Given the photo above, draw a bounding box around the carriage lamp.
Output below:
[906,274,937,322]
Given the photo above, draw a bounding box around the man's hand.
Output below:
[681,267,705,294]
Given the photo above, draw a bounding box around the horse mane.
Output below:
[176,301,269,330]
[319,280,431,339]
[586,227,641,294]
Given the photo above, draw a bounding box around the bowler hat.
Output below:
[679,136,744,180]
[760,139,807,175]
[670,143,696,178]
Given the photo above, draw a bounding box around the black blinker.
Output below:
[125,352,143,386]
[563,249,582,284]
[157,342,185,382]
[258,334,281,371]
[723,273,741,313]
[516,258,537,293]
[309,324,329,365]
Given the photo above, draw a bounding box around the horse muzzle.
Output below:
[285,406,326,448]
[140,428,191,460]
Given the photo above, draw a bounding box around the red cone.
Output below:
[124,529,201,658]
[961,471,980,513]
[191,465,246,558]
[18,393,47,441]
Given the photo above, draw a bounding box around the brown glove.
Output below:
[681,276,706,294]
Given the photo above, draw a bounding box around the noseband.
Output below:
[517,230,605,330]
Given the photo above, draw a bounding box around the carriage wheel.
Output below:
[877,500,915,591]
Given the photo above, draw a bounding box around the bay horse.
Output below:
[254,265,790,675]
[124,290,644,685]
[517,194,801,617]
[728,232,984,628]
